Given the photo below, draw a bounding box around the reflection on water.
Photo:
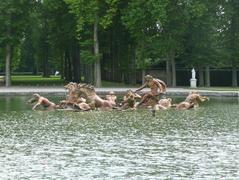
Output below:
[0,96,239,179]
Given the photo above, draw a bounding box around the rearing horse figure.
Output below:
[76,83,115,110]
[59,82,83,108]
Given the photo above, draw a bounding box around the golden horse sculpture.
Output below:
[59,82,91,111]
[76,83,116,110]
[61,82,79,105]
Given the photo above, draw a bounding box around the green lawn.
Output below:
[10,75,137,87]
[12,75,65,86]
[9,75,239,90]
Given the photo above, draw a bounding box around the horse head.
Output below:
[64,82,78,93]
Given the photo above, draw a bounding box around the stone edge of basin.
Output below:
[0,87,239,97]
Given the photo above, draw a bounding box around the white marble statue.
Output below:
[191,68,196,79]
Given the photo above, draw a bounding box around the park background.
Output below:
[0,0,239,87]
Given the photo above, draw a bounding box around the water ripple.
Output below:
[0,98,239,179]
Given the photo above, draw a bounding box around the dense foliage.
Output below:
[0,0,239,87]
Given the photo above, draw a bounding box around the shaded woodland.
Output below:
[1,0,239,87]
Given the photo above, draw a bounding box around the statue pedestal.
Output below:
[190,78,197,88]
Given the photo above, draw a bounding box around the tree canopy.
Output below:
[0,0,239,87]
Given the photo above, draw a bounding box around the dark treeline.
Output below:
[0,0,239,87]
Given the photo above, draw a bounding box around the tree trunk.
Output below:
[68,53,72,81]
[110,29,115,82]
[33,60,39,75]
[231,15,237,87]
[60,53,64,80]
[72,41,80,82]
[198,67,204,87]
[64,51,68,80]
[142,69,146,85]
[205,66,210,87]
[83,64,92,83]
[5,44,12,87]
[130,45,136,85]
[42,43,50,77]
[42,20,50,78]
[93,15,101,87]
[171,54,176,87]
[166,58,171,87]
[64,50,72,81]
[232,66,237,87]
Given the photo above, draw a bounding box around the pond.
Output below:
[0,96,239,179]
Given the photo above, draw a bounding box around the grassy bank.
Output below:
[10,75,136,87]
[9,76,239,90]
[12,75,65,86]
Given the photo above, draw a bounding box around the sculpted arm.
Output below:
[32,98,43,110]
[32,101,41,110]
[156,81,164,93]
[156,79,167,93]
[135,83,147,92]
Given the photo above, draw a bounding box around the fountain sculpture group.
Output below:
[29,75,209,112]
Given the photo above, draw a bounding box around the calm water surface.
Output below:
[0,96,239,179]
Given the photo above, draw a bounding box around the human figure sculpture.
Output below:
[135,75,167,107]
[192,68,196,79]
[154,98,172,110]
[190,68,197,88]
[184,91,209,108]
[29,93,56,110]
[176,91,209,110]
[105,91,117,106]
[121,90,141,110]
[175,101,194,110]
[72,97,91,111]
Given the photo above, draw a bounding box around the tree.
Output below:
[158,0,196,87]
[122,0,168,83]
[0,0,34,86]
[64,0,119,87]
[220,0,239,87]
[181,0,219,87]
[41,0,79,81]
